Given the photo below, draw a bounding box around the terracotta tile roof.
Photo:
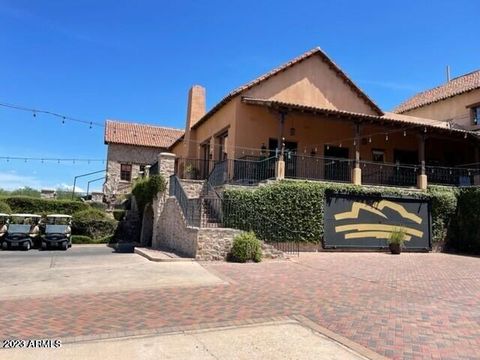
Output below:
[104,120,184,148]
[242,97,473,135]
[191,47,383,130]
[394,70,480,113]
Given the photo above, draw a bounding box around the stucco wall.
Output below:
[402,89,480,130]
[244,55,379,115]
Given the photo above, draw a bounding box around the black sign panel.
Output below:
[324,193,431,250]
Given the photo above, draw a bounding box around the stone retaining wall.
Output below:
[180,179,205,198]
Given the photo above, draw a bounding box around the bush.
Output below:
[229,232,262,263]
[72,208,116,240]
[89,202,107,211]
[132,175,166,213]
[223,180,456,244]
[2,196,90,215]
[71,235,93,244]
[447,187,480,254]
[113,209,126,221]
[0,201,12,214]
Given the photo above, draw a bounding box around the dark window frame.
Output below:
[120,164,132,182]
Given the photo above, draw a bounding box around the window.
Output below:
[120,164,132,182]
[372,150,385,163]
[473,106,480,125]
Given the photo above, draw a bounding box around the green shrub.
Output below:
[89,202,107,211]
[72,208,108,222]
[72,208,116,239]
[223,180,456,244]
[229,232,262,263]
[447,187,480,254]
[113,209,126,221]
[71,235,93,244]
[2,196,90,215]
[0,201,12,214]
[132,175,166,213]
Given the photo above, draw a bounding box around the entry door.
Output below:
[200,143,211,178]
[324,146,349,181]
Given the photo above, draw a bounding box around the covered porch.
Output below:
[173,97,480,189]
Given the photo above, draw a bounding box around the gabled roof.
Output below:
[394,70,480,113]
[191,47,383,131]
[105,120,184,148]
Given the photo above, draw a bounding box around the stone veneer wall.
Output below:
[180,179,205,198]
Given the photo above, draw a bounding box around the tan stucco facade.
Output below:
[402,89,480,130]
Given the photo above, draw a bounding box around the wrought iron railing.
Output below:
[361,161,418,187]
[169,175,202,226]
[426,165,479,186]
[284,154,353,182]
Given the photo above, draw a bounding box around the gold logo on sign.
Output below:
[334,200,423,241]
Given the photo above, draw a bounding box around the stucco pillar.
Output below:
[417,135,428,190]
[352,122,362,185]
[275,159,285,180]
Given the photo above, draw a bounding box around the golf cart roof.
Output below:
[0,213,9,217]
[11,213,41,218]
[47,214,72,218]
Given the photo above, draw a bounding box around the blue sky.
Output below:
[0,0,478,191]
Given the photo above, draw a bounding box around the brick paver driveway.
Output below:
[1,252,480,359]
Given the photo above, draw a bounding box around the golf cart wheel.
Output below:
[61,242,68,251]
[23,242,31,251]
[1,242,7,250]
[41,242,47,250]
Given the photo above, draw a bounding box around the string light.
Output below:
[0,156,105,163]
[385,134,389,141]
[403,130,406,137]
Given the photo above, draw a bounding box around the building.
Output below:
[169,48,479,188]
[103,120,183,196]
[394,70,480,131]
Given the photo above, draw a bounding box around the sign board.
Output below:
[324,193,431,250]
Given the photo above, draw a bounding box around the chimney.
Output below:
[185,85,206,129]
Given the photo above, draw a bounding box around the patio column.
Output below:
[417,135,428,190]
[352,123,362,185]
[275,137,285,180]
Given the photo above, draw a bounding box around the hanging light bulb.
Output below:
[326,145,330,150]
[385,134,389,141]
[403,130,406,137]
[368,137,372,143]
[339,142,342,148]
[353,139,356,146]
[424,127,427,133]
[464,133,468,139]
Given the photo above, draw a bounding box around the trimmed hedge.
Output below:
[2,196,90,215]
[132,175,166,213]
[71,235,112,244]
[447,187,480,254]
[71,208,116,240]
[223,181,456,244]
[0,201,12,214]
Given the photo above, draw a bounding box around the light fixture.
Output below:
[385,134,389,141]
[403,130,406,137]
[368,137,372,143]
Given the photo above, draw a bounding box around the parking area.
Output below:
[1,249,480,359]
[0,245,223,300]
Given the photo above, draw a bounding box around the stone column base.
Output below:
[417,174,428,190]
[474,174,480,186]
[275,160,285,180]
[352,167,362,185]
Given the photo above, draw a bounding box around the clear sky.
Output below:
[0,0,478,191]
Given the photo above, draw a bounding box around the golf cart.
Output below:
[42,214,72,250]
[3,214,41,250]
[0,213,9,243]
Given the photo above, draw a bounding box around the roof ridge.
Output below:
[450,69,480,81]
[106,119,184,132]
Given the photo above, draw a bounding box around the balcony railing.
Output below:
[426,165,480,186]
[284,154,353,183]
[361,161,418,187]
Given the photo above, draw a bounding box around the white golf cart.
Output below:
[0,213,9,243]
[42,214,72,250]
[3,214,41,250]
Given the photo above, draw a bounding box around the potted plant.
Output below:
[388,228,406,254]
